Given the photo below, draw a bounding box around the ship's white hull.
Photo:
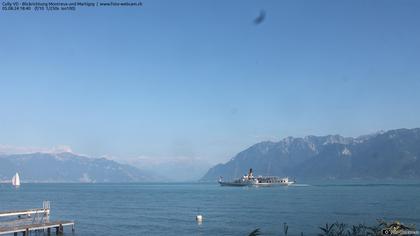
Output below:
[218,181,251,187]
[218,180,294,187]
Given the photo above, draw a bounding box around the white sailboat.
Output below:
[12,172,20,187]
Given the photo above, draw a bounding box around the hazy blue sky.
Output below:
[1,0,419,165]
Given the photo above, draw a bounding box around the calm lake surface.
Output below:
[0,181,419,235]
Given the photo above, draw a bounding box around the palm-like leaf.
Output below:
[283,222,289,236]
[248,228,261,236]
[318,223,335,236]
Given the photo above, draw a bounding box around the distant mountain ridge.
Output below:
[201,128,420,181]
[0,152,154,183]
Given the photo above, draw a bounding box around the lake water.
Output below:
[0,181,419,235]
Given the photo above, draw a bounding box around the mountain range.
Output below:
[1,128,419,183]
[201,128,420,181]
[0,152,153,183]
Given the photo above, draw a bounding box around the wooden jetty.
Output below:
[0,221,74,235]
[0,201,75,235]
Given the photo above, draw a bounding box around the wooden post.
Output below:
[14,233,17,236]
[47,228,51,235]
[72,224,75,232]
[55,224,64,235]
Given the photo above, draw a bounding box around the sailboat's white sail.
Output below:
[12,173,20,186]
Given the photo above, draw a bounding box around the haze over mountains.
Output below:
[0,151,210,182]
[202,128,420,181]
[0,152,153,183]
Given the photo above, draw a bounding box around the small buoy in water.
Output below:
[195,208,203,224]
[196,214,203,222]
